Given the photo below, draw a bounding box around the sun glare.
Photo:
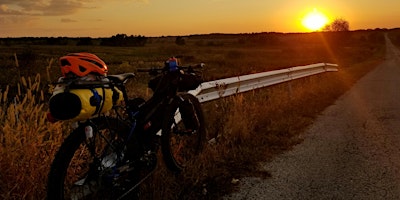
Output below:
[302,9,329,31]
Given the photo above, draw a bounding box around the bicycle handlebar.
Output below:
[137,63,205,74]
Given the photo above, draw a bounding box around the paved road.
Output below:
[224,35,400,200]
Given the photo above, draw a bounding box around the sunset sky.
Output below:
[1,0,399,37]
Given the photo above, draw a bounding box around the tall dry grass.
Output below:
[0,74,63,200]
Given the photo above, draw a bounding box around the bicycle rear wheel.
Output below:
[161,93,206,172]
[47,117,137,199]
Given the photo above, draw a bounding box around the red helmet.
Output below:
[59,53,108,77]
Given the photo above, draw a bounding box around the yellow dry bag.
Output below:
[49,84,122,121]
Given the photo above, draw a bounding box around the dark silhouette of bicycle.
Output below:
[47,57,206,199]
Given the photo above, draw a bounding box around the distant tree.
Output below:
[323,18,350,32]
[100,34,147,46]
[45,37,68,45]
[175,36,185,45]
[76,37,93,46]
[322,18,352,46]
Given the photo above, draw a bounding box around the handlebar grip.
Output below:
[195,63,205,68]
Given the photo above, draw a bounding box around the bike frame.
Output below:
[108,69,184,157]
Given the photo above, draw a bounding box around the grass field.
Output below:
[0,29,392,199]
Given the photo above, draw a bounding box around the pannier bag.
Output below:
[49,83,123,121]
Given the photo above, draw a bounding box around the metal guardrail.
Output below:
[189,63,338,103]
[165,63,338,137]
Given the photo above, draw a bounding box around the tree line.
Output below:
[0,34,148,47]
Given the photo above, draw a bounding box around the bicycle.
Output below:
[46,56,206,199]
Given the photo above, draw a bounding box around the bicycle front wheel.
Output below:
[47,117,135,199]
[161,93,206,172]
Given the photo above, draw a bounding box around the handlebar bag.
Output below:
[147,72,202,92]
[178,73,202,91]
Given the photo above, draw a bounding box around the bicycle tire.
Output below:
[161,93,206,172]
[47,117,135,200]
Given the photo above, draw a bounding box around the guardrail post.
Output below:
[287,81,293,99]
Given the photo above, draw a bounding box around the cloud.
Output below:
[0,0,148,26]
[0,15,38,24]
[135,0,149,3]
[0,0,92,16]
[0,4,26,15]
[43,1,86,16]
[0,0,148,16]
[61,18,77,23]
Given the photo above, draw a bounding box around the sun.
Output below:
[302,9,329,31]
